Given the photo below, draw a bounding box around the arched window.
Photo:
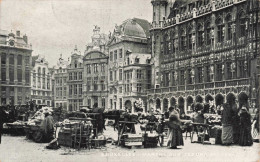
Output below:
[198,24,204,46]
[226,14,232,40]
[205,21,211,45]
[216,18,224,42]
[239,11,246,38]
[180,29,186,50]
[187,28,192,50]
[43,68,46,75]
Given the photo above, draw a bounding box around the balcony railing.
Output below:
[148,78,250,94]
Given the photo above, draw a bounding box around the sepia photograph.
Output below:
[0,0,259,161]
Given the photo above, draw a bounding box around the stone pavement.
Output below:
[0,127,259,162]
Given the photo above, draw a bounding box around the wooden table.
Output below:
[190,123,211,144]
[118,121,136,146]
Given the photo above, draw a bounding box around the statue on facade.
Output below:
[191,69,195,83]
[222,64,225,74]
[211,28,215,39]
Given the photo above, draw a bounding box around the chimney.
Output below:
[16,31,20,37]
[23,35,28,44]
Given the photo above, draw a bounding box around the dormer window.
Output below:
[135,57,140,64]
[146,59,151,64]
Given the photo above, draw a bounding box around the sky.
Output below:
[0,0,152,66]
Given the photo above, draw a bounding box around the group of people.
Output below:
[221,103,255,146]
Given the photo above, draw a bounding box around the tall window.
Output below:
[114,70,117,80]
[197,67,203,83]
[188,29,192,49]
[137,84,142,92]
[101,63,105,72]
[198,25,204,46]
[226,15,232,40]
[119,98,122,109]
[17,55,22,65]
[93,80,98,91]
[102,98,106,107]
[87,77,91,91]
[94,64,98,73]
[1,53,6,64]
[110,52,113,61]
[69,73,72,80]
[119,69,123,81]
[164,34,169,55]
[110,70,113,81]
[180,30,186,50]
[217,18,224,42]
[25,70,30,84]
[187,69,192,84]
[136,69,141,79]
[74,84,77,95]
[239,12,246,38]
[206,22,211,45]
[180,70,185,85]
[9,54,14,65]
[238,60,245,78]
[216,64,223,81]
[114,50,117,61]
[9,68,14,82]
[1,68,6,81]
[86,64,91,74]
[205,65,211,82]
[165,73,169,87]
[25,56,30,66]
[119,49,123,58]
[171,71,175,86]
[79,72,82,80]
[79,84,82,95]
[69,85,72,96]
[17,69,22,82]
[74,72,77,80]
[226,62,232,79]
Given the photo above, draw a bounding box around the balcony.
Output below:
[186,84,194,90]
[215,81,225,87]
[205,82,214,88]
[178,85,185,91]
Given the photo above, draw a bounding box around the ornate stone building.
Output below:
[0,30,32,105]
[53,54,70,109]
[148,0,260,114]
[107,18,152,111]
[31,55,53,106]
[67,46,84,111]
[83,26,109,108]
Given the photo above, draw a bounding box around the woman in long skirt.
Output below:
[221,103,235,145]
[239,107,253,146]
[166,108,184,149]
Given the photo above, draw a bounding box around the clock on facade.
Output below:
[9,40,15,46]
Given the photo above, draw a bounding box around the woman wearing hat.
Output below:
[165,107,184,149]
[239,106,253,146]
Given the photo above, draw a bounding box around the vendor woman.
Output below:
[165,107,184,149]
[221,103,235,145]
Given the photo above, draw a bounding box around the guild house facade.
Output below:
[31,55,53,106]
[83,26,109,108]
[0,30,32,105]
[107,18,152,112]
[148,0,259,114]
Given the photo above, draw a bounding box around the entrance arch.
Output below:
[196,95,203,103]
[226,93,236,105]
[156,98,161,111]
[215,94,224,107]
[238,92,249,109]
[186,96,194,112]
[178,97,185,115]
[170,97,176,107]
[125,100,132,112]
[163,98,169,113]
[205,94,214,103]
